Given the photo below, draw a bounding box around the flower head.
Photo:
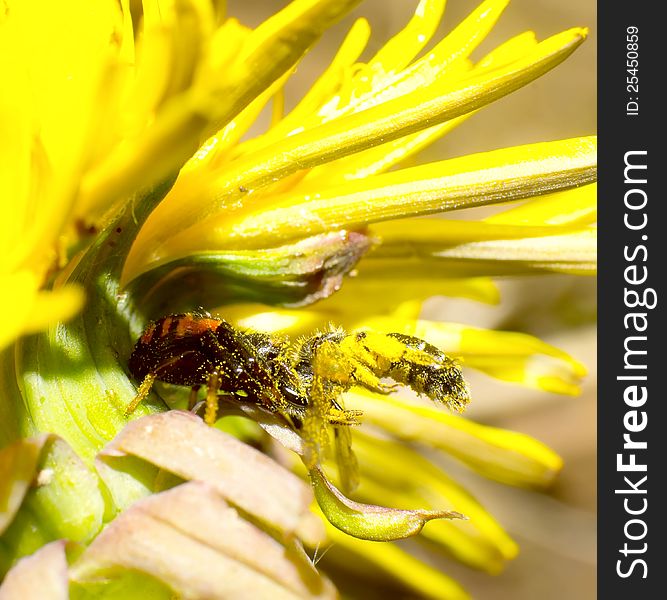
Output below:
[1,0,595,597]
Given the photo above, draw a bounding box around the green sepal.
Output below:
[1,177,176,566]
[127,230,373,316]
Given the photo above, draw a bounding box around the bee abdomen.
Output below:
[386,333,470,411]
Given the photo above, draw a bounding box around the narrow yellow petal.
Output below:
[234,0,509,187]
[157,136,596,255]
[486,183,597,225]
[229,306,323,335]
[342,433,518,570]
[1,0,122,269]
[297,117,470,186]
[433,228,597,275]
[126,27,588,270]
[0,49,32,269]
[321,521,471,600]
[368,0,447,74]
[371,216,593,248]
[215,274,499,338]
[367,209,597,276]
[20,286,86,335]
[236,17,371,157]
[294,10,541,191]
[410,0,510,73]
[114,0,216,144]
[181,65,291,176]
[346,390,563,488]
[81,0,363,217]
[313,276,500,322]
[326,0,509,117]
[0,273,84,351]
[477,30,538,66]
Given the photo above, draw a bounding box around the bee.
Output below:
[127,310,469,486]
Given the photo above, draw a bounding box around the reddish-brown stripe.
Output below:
[174,315,222,338]
[140,322,157,344]
[160,317,174,336]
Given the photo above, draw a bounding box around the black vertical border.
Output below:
[598,3,661,597]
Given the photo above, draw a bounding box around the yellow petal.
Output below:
[214,275,500,337]
[371,215,593,248]
[307,276,500,326]
[112,0,215,143]
[323,0,510,118]
[229,306,323,335]
[81,0,363,217]
[368,0,448,74]
[321,523,471,600]
[394,0,509,78]
[486,183,597,225]
[233,17,371,159]
[218,138,595,249]
[346,390,563,488]
[295,6,541,190]
[0,272,84,351]
[431,228,597,275]
[126,27,589,270]
[137,136,596,274]
[1,0,122,269]
[369,217,597,276]
[346,432,518,570]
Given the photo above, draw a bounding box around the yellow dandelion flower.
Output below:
[0,0,595,598]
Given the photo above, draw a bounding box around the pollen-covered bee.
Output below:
[127,310,470,483]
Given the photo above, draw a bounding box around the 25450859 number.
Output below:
[627,26,639,93]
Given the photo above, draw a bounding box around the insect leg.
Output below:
[333,425,359,494]
[300,347,362,484]
[187,385,201,410]
[204,371,220,425]
[124,372,156,415]
[312,339,393,394]
[336,331,470,411]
